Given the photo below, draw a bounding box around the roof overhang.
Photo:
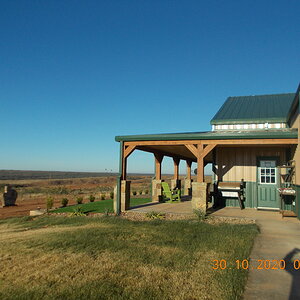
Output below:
[115,129,298,142]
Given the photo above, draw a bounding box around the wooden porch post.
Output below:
[186,160,192,180]
[120,144,136,211]
[173,157,180,180]
[184,160,193,196]
[154,153,163,180]
[197,144,204,183]
[121,156,127,180]
[153,153,164,202]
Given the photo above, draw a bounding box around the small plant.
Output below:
[132,191,137,196]
[104,208,113,216]
[76,197,83,204]
[110,191,114,199]
[101,194,106,200]
[146,211,166,220]
[89,195,95,202]
[139,190,143,195]
[46,196,54,212]
[70,207,86,216]
[61,198,68,207]
[193,209,207,221]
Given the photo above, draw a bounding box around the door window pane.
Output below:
[259,160,276,184]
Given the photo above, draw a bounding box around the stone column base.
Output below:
[113,185,118,213]
[184,179,193,196]
[121,180,131,211]
[152,179,162,202]
[191,182,207,212]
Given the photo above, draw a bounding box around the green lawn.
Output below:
[52,198,151,214]
[0,215,258,300]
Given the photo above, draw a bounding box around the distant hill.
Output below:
[0,170,119,180]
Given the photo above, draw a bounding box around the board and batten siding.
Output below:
[215,147,286,182]
[214,146,287,208]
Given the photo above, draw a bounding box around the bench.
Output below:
[215,180,245,209]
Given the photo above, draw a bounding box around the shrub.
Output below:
[89,195,95,202]
[70,207,86,216]
[101,194,106,200]
[61,198,68,207]
[132,191,137,196]
[139,190,143,195]
[110,191,114,199]
[76,197,83,204]
[146,211,166,220]
[46,196,54,211]
[193,209,207,221]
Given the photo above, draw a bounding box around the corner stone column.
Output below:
[191,182,207,212]
[184,179,193,196]
[121,180,131,212]
[171,179,181,190]
[113,185,118,213]
[152,179,162,202]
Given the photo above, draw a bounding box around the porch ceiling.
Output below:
[135,144,212,163]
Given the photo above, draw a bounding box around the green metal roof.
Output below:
[115,128,298,142]
[211,93,295,125]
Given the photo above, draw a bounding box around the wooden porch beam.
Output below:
[124,145,136,159]
[200,144,217,159]
[125,138,298,146]
[185,144,198,157]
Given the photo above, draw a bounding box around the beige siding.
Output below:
[294,112,300,184]
[215,147,287,182]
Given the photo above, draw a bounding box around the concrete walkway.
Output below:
[212,208,300,300]
[130,202,300,299]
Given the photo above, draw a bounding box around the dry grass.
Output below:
[0,215,257,300]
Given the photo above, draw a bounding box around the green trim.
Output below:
[256,156,280,167]
[214,181,257,208]
[292,184,300,219]
[115,129,298,142]
[116,141,123,215]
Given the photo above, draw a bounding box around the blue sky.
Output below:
[0,0,299,174]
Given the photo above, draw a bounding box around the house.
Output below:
[115,83,300,219]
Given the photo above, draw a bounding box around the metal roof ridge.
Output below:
[227,92,294,99]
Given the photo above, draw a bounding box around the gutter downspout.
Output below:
[116,141,123,215]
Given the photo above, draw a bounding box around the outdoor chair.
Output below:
[161,182,181,203]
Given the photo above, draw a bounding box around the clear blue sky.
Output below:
[1,0,299,174]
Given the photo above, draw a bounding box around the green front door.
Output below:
[257,159,280,208]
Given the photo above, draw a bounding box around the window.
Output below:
[259,160,276,184]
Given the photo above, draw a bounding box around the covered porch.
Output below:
[114,130,298,215]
